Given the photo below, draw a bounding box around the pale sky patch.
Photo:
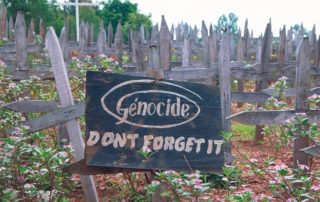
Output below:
[58,0,320,37]
[129,0,320,36]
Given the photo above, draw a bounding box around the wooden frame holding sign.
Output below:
[83,71,225,172]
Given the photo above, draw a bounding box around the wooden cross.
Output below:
[56,0,98,41]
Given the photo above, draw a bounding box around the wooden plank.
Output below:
[277,26,286,71]
[147,44,160,71]
[202,21,210,65]
[243,19,250,58]
[84,21,90,47]
[228,110,295,125]
[151,23,159,43]
[176,24,182,42]
[262,87,320,97]
[63,159,149,175]
[317,35,320,67]
[228,110,320,125]
[159,16,170,70]
[255,22,272,143]
[262,87,295,96]
[231,92,270,103]
[256,37,262,63]
[219,32,232,117]
[231,69,288,82]
[209,32,217,68]
[139,24,146,43]
[309,25,317,64]
[301,145,320,158]
[114,21,122,65]
[4,12,8,39]
[7,102,84,134]
[0,6,7,39]
[294,37,310,168]
[90,23,94,43]
[131,31,144,71]
[79,21,86,56]
[107,22,113,48]
[56,122,70,144]
[219,31,231,155]
[145,24,150,42]
[97,21,106,55]
[192,25,198,44]
[182,37,191,66]
[286,28,293,62]
[39,18,45,41]
[166,68,212,80]
[27,18,35,43]
[3,100,58,113]
[8,16,14,41]
[10,70,55,81]
[45,27,99,202]
[170,24,174,41]
[236,36,245,107]
[15,11,27,70]
[59,25,68,60]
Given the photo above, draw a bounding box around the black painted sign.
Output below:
[85,71,224,172]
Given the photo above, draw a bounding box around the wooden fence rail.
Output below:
[2,7,320,76]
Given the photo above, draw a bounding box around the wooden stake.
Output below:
[294,37,310,168]
[45,27,99,202]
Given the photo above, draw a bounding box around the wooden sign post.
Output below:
[84,71,224,172]
[46,27,99,202]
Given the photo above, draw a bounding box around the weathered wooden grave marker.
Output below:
[45,27,99,202]
[84,71,225,172]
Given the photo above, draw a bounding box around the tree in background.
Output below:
[1,0,152,43]
[65,6,100,40]
[123,12,152,42]
[216,12,239,35]
[97,0,152,42]
[2,0,65,35]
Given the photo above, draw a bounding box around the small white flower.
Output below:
[58,151,68,158]
[39,168,48,175]
[142,145,151,153]
[24,183,34,189]
[22,125,30,130]
[8,82,16,89]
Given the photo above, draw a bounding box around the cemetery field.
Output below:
[67,133,320,201]
[1,4,320,201]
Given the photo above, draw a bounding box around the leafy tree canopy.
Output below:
[1,0,152,42]
[97,0,152,41]
[97,0,138,29]
[216,12,239,35]
[2,0,65,34]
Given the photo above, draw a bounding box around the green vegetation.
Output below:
[1,0,152,42]
[2,0,65,34]
[97,0,152,42]
[216,12,239,35]
[231,123,255,141]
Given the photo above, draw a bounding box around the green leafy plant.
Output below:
[261,76,291,150]
[268,163,320,201]
[308,93,320,110]
[145,170,211,201]
[0,126,76,201]
[0,37,8,47]
[225,191,253,202]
